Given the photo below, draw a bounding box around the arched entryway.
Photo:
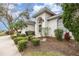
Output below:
[37,17,44,36]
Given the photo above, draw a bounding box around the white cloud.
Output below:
[29,4,62,22]
[8,4,16,10]
[44,3,54,7]
[31,3,62,16]
[44,3,63,14]
[12,10,22,20]
[8,10,22,20]
[7,4,23,20]
[30,5,44,17]
[49,4,61,14]
[33,5,44,12]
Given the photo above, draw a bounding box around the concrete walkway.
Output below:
[0,35,21,56]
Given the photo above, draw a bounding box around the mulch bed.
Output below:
[21,37,79,56]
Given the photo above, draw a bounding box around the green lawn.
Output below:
[22,51,64,56]
[0,32,5,36]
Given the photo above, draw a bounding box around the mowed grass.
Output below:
[22,51,64,56]
[0,32,6,36]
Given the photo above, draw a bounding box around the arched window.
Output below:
[37,17,44,24]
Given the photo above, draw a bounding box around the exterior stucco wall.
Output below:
[27,25,35,31]
[35,12,46,37]
[21,24,35,34]
[35,20,40,36]
[35,12,53,37]
[47,19,57,37]
[45,12,52,19]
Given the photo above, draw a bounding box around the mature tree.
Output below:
[0,4,29,31]
[14,10,30,23]
[62,3,79,42]
[0,4,14,30]
[10,20,27,31]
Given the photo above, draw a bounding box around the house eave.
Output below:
[47,15,62,21]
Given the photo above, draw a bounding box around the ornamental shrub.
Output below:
[54,29,63,41]
[27,35,34,41]
[31,38,40,46]
[18,40,28,52]
[17,33,26,37]
[14,37,27,44]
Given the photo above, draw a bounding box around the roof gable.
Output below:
[32,7,55,18]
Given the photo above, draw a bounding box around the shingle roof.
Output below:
[25,20,35,25]
[32,7,55,18]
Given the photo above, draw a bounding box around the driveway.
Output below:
[0,35,21,56]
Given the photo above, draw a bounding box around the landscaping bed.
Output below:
[21,37,79,56]
[11,33,40,52]
[11,33,79,56]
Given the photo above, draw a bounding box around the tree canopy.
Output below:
[10,20,27,31]
[0,4,29,31]
[62,3,79,42]
[0,4,15,30]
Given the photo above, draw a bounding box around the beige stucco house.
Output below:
[22,7,74,39]
[33,7,57,37]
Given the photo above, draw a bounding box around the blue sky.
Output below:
[0,3,63,31]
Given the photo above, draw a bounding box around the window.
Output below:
[39,25,42,32]
[37,17,44,23]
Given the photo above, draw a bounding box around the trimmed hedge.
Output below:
[27,35,34,41]
[17,33,26,37]
[18,40,28,52]
[31,38,40,46]
[14,37,27,44]
[54,29,63,41]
